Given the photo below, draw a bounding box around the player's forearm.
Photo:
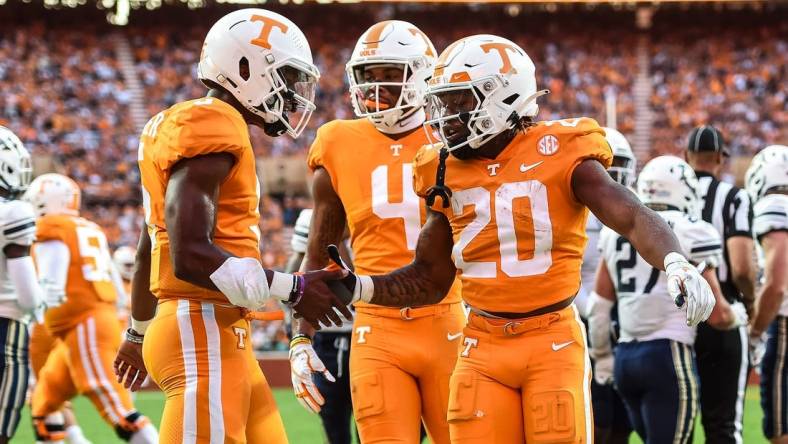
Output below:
[369,260,453,307]
[132,228,158,322]
[304,168,346,272]
[728,237,757,310]
[751,284,784,335]
[622,206,684,270]
[7,256,44,312]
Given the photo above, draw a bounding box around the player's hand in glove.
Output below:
[749,331,767,368]
[729,302,749,329]
[664,252,715,326]
[593,354,614,385]
[289,336,335,413]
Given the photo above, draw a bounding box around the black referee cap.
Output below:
[687,125,729,156]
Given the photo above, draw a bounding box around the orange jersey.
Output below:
[413,117,612,313]
[35,214,117,336]
[307,118,461,306]
[138,98,261,304]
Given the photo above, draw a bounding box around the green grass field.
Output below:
[11,387,769,443]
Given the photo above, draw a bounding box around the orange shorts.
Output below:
[448,305,592,443]
[350,302,465,444]
[31,307,137,427]
[143,299,286,444]
[29,322,58,379]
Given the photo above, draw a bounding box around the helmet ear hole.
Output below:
[239,57,250,81]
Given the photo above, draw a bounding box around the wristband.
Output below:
[358,275,374,303]
[284,274,305,307]
[270,271,296,301]
[290,334,312,348]
[131,318,152,335]
[125,328,145,344]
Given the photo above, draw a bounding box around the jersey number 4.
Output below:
[452,180,553,278]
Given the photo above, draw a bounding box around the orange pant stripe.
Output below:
[75,319,125,424]
[199,302,225,444]
[176,299,199,444]
[86,316,130,421]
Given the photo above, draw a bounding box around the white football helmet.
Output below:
[23,173,81,218]
[198,8,320,138]
[745,145,788,202]
[423,34,548,152]
[637,156,701,217]
[0,126,32,200]
[604,127,636,188]
[113,246,136,281]
[346,20,436,132]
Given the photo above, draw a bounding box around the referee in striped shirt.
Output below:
[686,125,756,444]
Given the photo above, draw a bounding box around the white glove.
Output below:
[289,339,335,414]
[664,253,715,326]
[729,302,748,329]
[593,354,614,385]
[749,332,767,368]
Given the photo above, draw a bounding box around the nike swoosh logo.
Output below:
[520,161,543,173]
[551,340,574,351]
[447,332,463,341]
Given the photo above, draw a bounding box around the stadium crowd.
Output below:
[0,8,784,351]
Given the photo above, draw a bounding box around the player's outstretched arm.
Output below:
[166,153,350,328]
[572,159,715,325]
[114,222,157,391]
[303,167,347,273]
[333,209,456,308]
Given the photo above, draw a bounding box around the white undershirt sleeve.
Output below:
[7,256,44,312]
[32,240,70,307]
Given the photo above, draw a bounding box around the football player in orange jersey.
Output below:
[111,8,350,444]
[23,173,158,444]
[320,34,717,443]
[292,20,465,444]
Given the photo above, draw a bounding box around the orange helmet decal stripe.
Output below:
[363,20,394,50]
[249,15,289,50]
[408,28,435,57]
[480,42,519,74]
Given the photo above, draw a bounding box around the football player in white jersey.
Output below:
[589,156,746,444]
[580,127,636,444]
[745,144,788,443]
[0,126,43,443]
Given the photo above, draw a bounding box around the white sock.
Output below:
[65,425,91,444]
[129,423,159,444]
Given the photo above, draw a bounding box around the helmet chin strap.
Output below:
[371,108,425,135]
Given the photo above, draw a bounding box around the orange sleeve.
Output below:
[412,144,448,213]
[35,216,69,243]
[563,119,613,192]
[155,101,249,173]
[307,122,341,191]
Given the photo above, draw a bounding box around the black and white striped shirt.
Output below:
[695,172,753,303]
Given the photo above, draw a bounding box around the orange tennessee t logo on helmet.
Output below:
[409,28,434,57]
[250,15,289,50]
[480,42,519,74]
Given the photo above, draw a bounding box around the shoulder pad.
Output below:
[537,117,603,136]
[35,214,72,243]
[164,98,249,162]
[412,144,442,200]
[0,200,37,248]
[754,194,788,239]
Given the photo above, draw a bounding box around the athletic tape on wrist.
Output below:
[270,271,296,301]
[131,318,152,335]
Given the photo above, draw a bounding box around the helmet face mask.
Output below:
[424,78,508,153]
[254,62,318,137]
[346,21,437,131]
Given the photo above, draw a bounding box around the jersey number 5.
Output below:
[452,180,553,278]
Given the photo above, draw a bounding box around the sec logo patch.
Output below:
[537,134,559,156]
